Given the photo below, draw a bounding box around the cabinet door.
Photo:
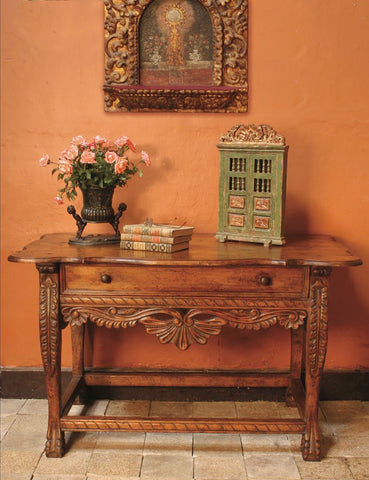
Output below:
[249,153,275,237]
[224,154,248,231]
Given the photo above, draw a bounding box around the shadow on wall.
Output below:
[284,195,310,235]
[327,265,368,369]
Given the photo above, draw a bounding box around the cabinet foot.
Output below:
[45,431,65,458]
[301,424,321,461]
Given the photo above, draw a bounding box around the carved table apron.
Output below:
[8,233,362,461]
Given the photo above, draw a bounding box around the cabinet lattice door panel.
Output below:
[216,124,288,246]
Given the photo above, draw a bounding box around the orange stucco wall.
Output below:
[1,0,368,371]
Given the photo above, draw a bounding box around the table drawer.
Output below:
[63,265,308,296]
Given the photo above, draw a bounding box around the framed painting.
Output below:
[104,0,248,112]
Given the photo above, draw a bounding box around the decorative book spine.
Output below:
[120,241,189,253]
[122,225,192,237]
[121,233,192,244]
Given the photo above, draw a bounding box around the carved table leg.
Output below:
[286,325,305,407]
[71,323,86,404]
[301,267,331,461]
[37,264,65,458]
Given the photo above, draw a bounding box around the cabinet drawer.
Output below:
[63,265,308,296]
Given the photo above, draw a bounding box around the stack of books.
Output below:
[120,223,194,252]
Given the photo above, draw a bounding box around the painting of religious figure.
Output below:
[140,0,213,86]
[104,0,248,112]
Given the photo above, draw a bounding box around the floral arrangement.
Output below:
[40,135,150,204]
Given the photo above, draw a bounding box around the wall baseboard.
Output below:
[1,368,368,401]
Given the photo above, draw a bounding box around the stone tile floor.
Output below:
[1,399,368,480]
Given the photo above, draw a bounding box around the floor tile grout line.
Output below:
[138,450,145,479]
[192,442,195,480]
[343,456,358,480]
[84,428,100,477]
[30,445,46,480]
[239,433,249,479]
[0,415,18,442]
[101,399,109,416]
[292,454,303,480]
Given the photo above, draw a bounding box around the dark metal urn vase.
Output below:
[81,184,115,223]
[67,184,127,245]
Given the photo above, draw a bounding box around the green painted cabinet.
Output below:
[215,124,288,246]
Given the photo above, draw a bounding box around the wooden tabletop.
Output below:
[8,233,362,268]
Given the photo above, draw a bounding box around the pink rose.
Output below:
[105,151,118,164]
[80,151,96,164]
[115,136,129,147]
[72,135,86,146]
[54,196,64,205]
[115,156,128,174]
[115,136,137,152]
[58,158,73,174]
[93,135,107,145]
[59,149,68,159]
[141,150,151,166]
[107,140,117,150]
[65,144,79,160]
[39,154,50,167]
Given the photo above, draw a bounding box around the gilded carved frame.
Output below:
[104,0,248,112]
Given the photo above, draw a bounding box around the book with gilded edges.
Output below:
[122,223,194,238]
[120,233,192,244]
[120,240,190,253]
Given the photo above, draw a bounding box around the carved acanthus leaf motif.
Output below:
[39,275,59,374]
[140,311,227,350]
[61,305,307,350]
[308,268,331,377]
[219,124,286,145]
[190,308,306,331]
[228,309,306,330]
[61,306,144,328]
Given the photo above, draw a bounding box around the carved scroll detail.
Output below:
[39,274,59,374]
[104,0,132,85]
[308,268,331,378]
[216,0,248,86]
[104,86,248,113]
[61,306,307,351]
[227,309,306,330]
[219,124,286,145]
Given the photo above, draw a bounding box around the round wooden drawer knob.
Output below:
[259,275,272,286]
[101,274,112,284]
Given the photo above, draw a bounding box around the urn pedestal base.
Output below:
[68,233,123,246]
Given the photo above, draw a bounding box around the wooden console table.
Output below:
[8,233,361,461]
